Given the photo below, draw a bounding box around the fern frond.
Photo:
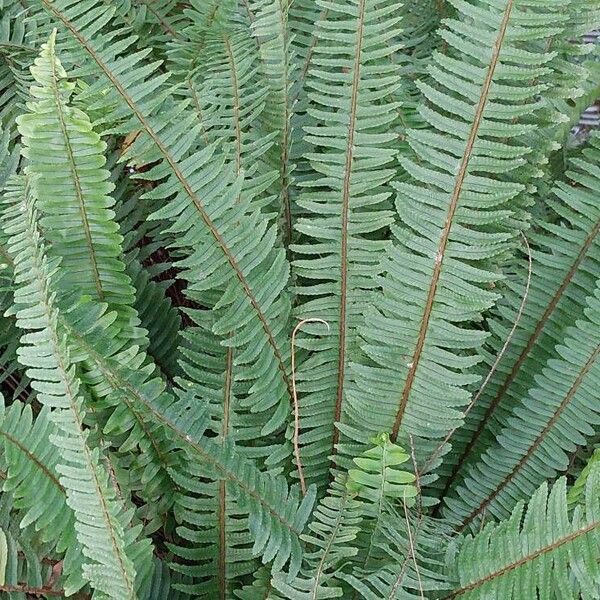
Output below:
[271,476,362,599]
[346,0,577,461]
[0,398,87,594]
[0,2,37,139]
[292,0,402,486]
[38,0,296,438]
[438,132,600,498]
[446,468,600,599]
[346,511,449,599]
[568,448,600,508]
[249,0,296,242]
[17,31,144,346]
[182,22,278,212]
[445,281,600,530]
[3,174,152,599]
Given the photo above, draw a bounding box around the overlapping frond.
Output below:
[438,132,600,498]
[182,22,278,212]
[345,512,449,600]
[58,296,317,582]
[346,0,577,464]
[36,0,296,438]
[3,174,152,599]
[568,448,600,508]
[445,281,600,529]
[292,0,402,487]
[446,468,600,599]
[272,434,417,599]
[0,2,37,140]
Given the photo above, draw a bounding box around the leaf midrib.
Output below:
[332,0,367,458]
[391,0,516,441]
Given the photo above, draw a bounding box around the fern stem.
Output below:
[332,0,367,460]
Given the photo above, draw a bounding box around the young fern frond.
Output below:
[273,435,417,599]
[271,476,362,599]
[3,175,152,599]
[446,467,600,599]
[292,0,402,487]
[16,31,144,346]
[347,0,575,463]
[345,512,449,600]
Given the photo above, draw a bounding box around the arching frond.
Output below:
[57,294,317,579]
[446,468,600,599]
[249,0,296,242]
[271,476,362,599]
[0,398,86,594]
[3,174,152,599]
[37,0,296,438]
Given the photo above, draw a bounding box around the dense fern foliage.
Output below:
[0,0,598,598]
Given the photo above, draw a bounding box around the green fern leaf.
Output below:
[292,0,402,486]
[38,0,296,438]
[446,468,600,599]
[345,0,577,463]
[16,31,143,346]
[57,297,317,578]
[3,175,151,599]
[0,398,86,594]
